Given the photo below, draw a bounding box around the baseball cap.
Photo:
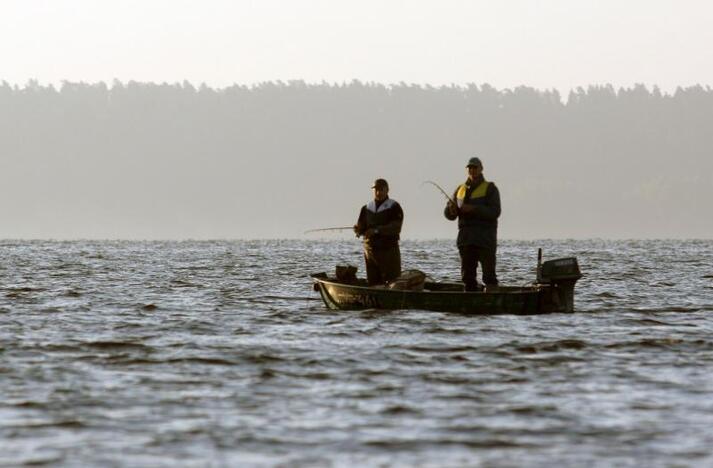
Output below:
[466,157,482,168]
[371,178,389,189]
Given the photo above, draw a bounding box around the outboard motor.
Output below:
[536,250,582,312]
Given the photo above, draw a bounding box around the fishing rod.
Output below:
[304,226,354,234]
[422,180,456,205]
[307,181,455,235]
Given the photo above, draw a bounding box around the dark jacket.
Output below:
[444,175,501,249]
[356,198,404,250]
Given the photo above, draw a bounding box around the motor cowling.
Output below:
[538,257,582,284]
[537,257,582,313]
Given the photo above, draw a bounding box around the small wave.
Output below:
[85,253,106,259]
[166,357,237,365]
[251,295,321,302]
[4,286,45,298]
[4,454,64,467]
[423,374,476,385]
[594,291,620,298]
[300,372,332,380]
[54,262,86,270]
[7,400,46,409]
[603,337,699,349]
[259,368,277,379]
[629,306,704,313]
[515,339,588,353]
[421,325,469,335]
[112,323,144,330]
[38,343,80,352]
[5,287,42,293]
[239,352,286,364]
[170,279,200,288]
[620,318,674,326]
[9,419,87,430]
[381,404,421,415]
[364,438,531,449]
[403,345,480,353]
[504,404,558,415]
[84,341,152,352]
[109,358,160,365]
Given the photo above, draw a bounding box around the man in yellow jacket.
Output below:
[444,157,501,291]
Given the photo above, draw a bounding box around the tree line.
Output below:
[1,80,711,239]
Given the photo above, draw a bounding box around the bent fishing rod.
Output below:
[422,180,456,205]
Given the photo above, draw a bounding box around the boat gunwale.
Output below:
[312,275,544,297]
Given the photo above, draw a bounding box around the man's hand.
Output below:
[353,224,363,237]
[446,201,459,217]
[459,204,476,215]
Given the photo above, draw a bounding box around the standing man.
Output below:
[444,157,501,291]
[354,178,404,286]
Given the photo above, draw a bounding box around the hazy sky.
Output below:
[2,0,712,94]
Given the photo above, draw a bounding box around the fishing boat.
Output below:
[311,253,582,315]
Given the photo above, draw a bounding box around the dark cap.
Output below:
[466,157,483,168]
[371,178,389,189]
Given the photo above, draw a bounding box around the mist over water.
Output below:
[2,239,713,466]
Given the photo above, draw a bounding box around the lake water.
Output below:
[2,239,713,467]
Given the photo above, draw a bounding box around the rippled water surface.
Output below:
[2,239,713,467]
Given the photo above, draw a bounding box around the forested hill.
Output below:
[1,80,711,239]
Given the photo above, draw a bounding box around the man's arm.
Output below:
[353,206,367,236]
[375,203,404,236]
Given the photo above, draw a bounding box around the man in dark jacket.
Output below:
[354,178,404,285]
[444,157,501,291]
